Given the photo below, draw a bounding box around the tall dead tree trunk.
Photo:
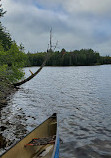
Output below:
[13,29,54,87]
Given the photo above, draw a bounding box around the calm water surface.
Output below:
[0,65,111,157]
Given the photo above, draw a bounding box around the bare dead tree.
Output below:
[13,29,57,87]
[50,28,52,50]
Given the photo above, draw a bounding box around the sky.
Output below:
[1,0,111,55]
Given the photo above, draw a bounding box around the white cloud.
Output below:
[1,0,111,55]
[36,0,111,16]
[63,0,111,15]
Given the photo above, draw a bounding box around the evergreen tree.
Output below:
[0,3,12,50]
[0,1,6,17]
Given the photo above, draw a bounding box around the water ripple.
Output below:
[1,65,111,157]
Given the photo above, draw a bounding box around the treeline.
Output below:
[26,49,111,67]
[0,6,26,83]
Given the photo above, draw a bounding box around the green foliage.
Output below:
[26,52,46,66]
[0,42,26,83]
[0,5,26,84]
[6,65,25,83]
[100,56,111,65]
[26,49,111,66]
[0,23,12,51]
[0,64,8,77]
[26,49,102,66]
[0,4,12,50]
[0,4,6,17]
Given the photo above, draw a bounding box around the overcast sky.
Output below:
[1,0,111,55]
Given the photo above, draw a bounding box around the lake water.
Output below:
[0,65,111,157]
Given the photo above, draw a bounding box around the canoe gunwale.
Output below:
[0,113,58,158]
[51,113,59,158]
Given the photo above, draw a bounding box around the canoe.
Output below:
[0,113,59,158]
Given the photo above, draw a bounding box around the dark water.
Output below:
[0,65,111,157]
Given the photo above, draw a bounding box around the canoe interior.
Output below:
[1,114,57,158]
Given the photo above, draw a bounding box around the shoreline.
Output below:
[0,79,16,107]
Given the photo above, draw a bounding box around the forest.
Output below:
[26,49,111,67]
